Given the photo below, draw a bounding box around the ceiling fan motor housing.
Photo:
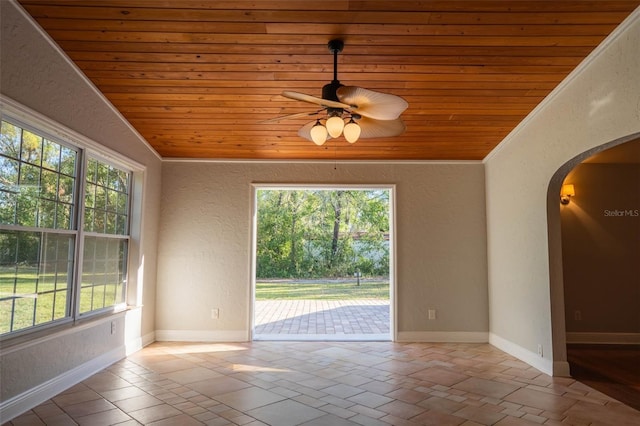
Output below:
[322,81,344,104]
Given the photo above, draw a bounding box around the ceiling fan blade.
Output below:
[337,86,408,120]
[297,121,316,142]
[282,91,351,110]
[259,109,323,123]
[357,117,406,139]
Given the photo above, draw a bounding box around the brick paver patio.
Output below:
[254,299,390,341]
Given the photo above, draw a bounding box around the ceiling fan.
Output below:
[272,39,409,146]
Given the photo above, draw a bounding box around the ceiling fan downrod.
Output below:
[322,39,345,104]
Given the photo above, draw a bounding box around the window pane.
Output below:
[0,121,22,159]
[42,139,61,172]
[80,236,127,314]
[0,230,74,335]
[21,130,43,166]
[0,191,17,225]
[19,163,40,187]
[41,169,58,200]
[0,156,20,188]
[38,199,56,228]
[56,203,72,229]
[60,146,76,176]
[84,159,130,235]
[16,195,38,227]
[1,121,77,231]
[58,175,74,204]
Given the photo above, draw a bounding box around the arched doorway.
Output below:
[547,134,640,406]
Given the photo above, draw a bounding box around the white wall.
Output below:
[157,161,489,342]
[485,8,640,375]
[0,0,162,417]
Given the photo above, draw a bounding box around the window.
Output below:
[0,119,131,336]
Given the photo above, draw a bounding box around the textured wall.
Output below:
[157,162,489,339]
[485,8,640,373]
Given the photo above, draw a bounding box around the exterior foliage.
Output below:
[256,189,389,279]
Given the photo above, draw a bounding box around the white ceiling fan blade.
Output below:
[337,86,408,120]
[282,91,351,110]
[357,117,406,139]
[259,109,324,123]
[297,121,316,142]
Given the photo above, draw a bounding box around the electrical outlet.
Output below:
[574,310,582,321]
[537,344,543,357]
[110,321,116,335]
[428,309,436,320]
[211,308,220,319]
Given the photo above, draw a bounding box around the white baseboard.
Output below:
[0,346,125,423]
[489,333,554,376]
[566,332,640,344]
[126,331,156,355]
[397,331,488,343]
[155,329,248,342]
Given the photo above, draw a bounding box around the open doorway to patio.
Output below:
[251,185,395,341]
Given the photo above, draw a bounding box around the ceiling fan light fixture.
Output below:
[343,119,361,143]
[310,120,328,145]
[326,112,345,138]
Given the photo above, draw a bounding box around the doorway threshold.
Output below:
[253,333,391,342]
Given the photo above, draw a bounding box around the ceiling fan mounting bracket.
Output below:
[327,39,344,54]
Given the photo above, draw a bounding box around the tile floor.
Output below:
[6,341,640,425]
[254,300,390,340]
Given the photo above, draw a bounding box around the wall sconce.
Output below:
[560,184,575,205]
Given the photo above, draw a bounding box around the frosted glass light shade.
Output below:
[343,120,361,143]
[326,115,345,138]
[310,122,328,145]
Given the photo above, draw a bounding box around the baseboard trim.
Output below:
[397,331,488,343]
[566,332,640,344]
[0,346,125,423]
[489,333,554,376]
[126,331,156,355]
[155,329,248,342]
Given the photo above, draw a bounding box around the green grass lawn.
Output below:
[256,279,389,300]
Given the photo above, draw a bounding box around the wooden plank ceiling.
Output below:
[17,0,640,161]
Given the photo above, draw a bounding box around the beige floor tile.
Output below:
[453,377,520,399]
[187,376,252,397]
[453,406,507,425]
[74,408,132,426]
[411,368,470,386]
[6,342,640,426]
[113,394,164,412]
[128,403,183,424]
[162,366,223,385]
[62,398,116,418]
[214,387,286,412]
[52,389,103,407]
[504,388,577,413]
[247,400,325,426]
[147,413,204,425]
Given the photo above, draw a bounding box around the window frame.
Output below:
[0,98,142,340]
